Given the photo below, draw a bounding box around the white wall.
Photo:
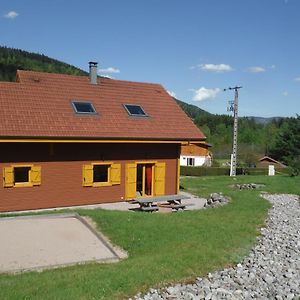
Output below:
[180,155,207,167]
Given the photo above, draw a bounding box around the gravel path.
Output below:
[133,194,300,300]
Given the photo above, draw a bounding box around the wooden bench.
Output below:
[130,194,191,212]
[158,202,194,211]
[140,206,159,212]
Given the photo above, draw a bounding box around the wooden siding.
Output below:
[0,143,179,212]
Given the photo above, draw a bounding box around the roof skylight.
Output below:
[72,101,97,114]
[124,104,148,117]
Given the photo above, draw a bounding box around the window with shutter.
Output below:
[82,162,121,187]
[3,165,41,188]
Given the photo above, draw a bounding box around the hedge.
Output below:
[181,166,241,176]
[180,166,290,176]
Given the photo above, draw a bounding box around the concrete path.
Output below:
[97,191,206,212]
[1,192,206,215]
[0,214,121,273]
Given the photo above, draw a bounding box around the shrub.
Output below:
[181,166,244,176]
[180,166,290,176]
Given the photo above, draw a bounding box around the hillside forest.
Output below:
[0,46,299,171]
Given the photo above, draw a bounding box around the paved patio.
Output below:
[0,213,122,273]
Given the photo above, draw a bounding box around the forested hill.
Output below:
[175,99,211,119]
[0,46,87,81]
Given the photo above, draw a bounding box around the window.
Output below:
[93,165,109,183]
[3,165,41,188]
[124,104,148,117]
[187,158,195,166]
[72,101,97,114]
[14,167,31,183]
[82,163,121,187]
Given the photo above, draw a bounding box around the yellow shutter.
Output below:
[3,167,14,188]
[83,164,93,186]
[154,162,166,196]
[110,163,121,185]
[177,158,180,194]
[125,163,137,200]
[30,166,41,186]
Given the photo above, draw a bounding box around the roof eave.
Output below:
[0,136,206,144]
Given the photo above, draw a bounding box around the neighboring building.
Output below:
[0,63,205,212]
[256,156,286,169]
[180,143,212,167]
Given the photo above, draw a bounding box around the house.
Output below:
[0,62,205,212]
[180,143,212,167]
[256,156,286,169]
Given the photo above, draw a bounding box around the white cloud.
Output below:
[167,90,176,98]
[200,63,233,73]
[98,67,120,74]
[4,11,19,19]
[270,65,276,69]
[282,91,288,96]
[192,87,221,101]
[101,74,113,79]
[189,63,233,73]
[294,77,300,82]
[247,66,266,73]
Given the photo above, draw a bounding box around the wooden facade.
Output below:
[0,142,180,212]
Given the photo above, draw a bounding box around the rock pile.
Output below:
[132,194,300,300]
[204,193,229,208]
[236,183,257,189]
[234,183,265,190]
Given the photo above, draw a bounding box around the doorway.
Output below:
[125,162,166,200]
[136,163,154,197]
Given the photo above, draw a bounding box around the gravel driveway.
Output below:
[133,194,300,300]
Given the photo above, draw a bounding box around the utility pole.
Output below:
[225,86,242,176]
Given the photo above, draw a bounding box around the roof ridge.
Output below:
[17,69,163,87]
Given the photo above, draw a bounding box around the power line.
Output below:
[224,86,242,176]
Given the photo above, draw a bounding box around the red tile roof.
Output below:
[181,143,211,156]
[0,70,205,141]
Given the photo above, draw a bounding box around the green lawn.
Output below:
[0,175,299,300]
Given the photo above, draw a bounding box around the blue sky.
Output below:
[1,0,299,117]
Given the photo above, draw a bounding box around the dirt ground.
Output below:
[0,214,122,273]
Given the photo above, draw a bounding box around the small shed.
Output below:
[256,156,286,169]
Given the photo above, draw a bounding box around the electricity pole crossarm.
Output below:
[224,86,242,176]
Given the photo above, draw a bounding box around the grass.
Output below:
[0,175,299,299]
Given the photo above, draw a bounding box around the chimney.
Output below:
[89,61,98,84]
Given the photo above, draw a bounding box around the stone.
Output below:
[264,274,274,284]
[286,293,295,300]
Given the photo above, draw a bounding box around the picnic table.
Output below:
[130,194,191,212]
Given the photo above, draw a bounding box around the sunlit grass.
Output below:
[0,175,299,299]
